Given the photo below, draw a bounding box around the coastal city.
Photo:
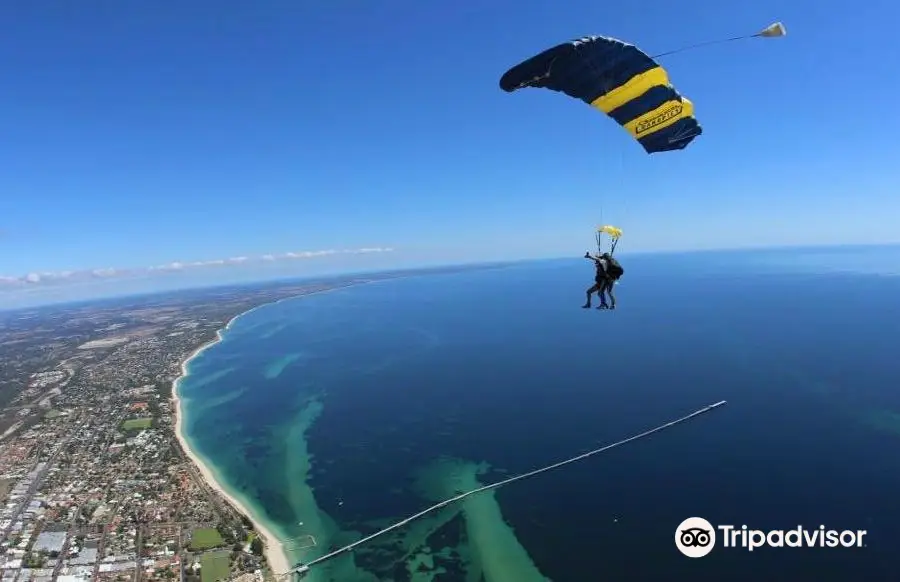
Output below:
[0,265,494,582]
[0,278,370,582]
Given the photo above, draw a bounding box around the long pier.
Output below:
[286,399,728,578]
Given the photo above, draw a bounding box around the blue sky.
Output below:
[2,0,898,307]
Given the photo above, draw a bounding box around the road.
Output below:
[0,444,63,542]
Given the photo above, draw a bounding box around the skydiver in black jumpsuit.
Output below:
[582,252,609,309]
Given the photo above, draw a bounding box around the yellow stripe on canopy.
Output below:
[624,98,694,139]
[590,66,669,114]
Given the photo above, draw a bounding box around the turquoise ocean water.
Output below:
[177,248,900,581]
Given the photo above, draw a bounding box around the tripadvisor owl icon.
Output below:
[676,517,716,558]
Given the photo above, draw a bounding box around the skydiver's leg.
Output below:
[595,279,609,309]
[606,278,617,309]
[583,283,600,308]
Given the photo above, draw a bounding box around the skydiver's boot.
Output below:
[582,291,592,308]
[598,288,609,309]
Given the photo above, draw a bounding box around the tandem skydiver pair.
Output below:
[583,251,623,310]
[582,225,624,310]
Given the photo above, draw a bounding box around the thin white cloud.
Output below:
[0,247,395,288]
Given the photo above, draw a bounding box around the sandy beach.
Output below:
[172,318,292,577]
[169,285,378,579]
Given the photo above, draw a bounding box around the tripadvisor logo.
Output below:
[675,517,868,558]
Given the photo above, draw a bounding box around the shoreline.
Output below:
[172,335,292,576]
[170,287,356,577]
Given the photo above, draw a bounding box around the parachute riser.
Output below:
[595,232,620,256]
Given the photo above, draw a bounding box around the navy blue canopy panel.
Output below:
[500,36,702,153]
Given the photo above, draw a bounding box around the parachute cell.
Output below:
[499,36,702,154]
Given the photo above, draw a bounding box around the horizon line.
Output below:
[3,241,899,313]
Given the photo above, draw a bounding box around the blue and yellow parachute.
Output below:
[499,36,702,154]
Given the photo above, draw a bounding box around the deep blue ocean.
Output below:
[178,246,900,582]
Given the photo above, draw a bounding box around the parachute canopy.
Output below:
[499,36,701,154]
[597,225,622,254]
[598,225,623,240]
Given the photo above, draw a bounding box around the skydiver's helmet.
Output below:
[601,252,611,259]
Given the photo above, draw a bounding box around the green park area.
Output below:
[121,418,153,431]
[200,550,230,582]
[190,528,225,551]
